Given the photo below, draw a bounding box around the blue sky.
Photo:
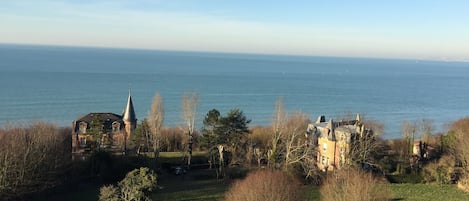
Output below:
[0,0,468,60]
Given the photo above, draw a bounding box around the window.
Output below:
[79,137,87,147]
[112,121,120,132]
[79,122,87,134]
[323,143,327,151]
[340,147,345,166]
[320,156,330,166]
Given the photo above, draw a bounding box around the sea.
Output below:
[1,44,468,138]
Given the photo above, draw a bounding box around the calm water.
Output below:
[1,44,468,138]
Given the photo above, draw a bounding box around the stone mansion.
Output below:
[71,93,137,158]
[307,114,373,171]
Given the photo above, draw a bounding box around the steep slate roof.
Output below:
[122,93,137,122]
[308,114,363,141]
[76,112,123,123]
[74,112,124,132]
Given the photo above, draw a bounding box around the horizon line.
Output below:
[1,42,468,63]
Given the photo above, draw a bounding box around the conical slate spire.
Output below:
[123,92,136,122]
[356,113,361,122]
[327,118,334,130]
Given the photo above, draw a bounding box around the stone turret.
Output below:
[123,92,137,136]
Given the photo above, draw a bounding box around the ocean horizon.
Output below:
[1,44,469,138]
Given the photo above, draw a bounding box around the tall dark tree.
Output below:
[219,109,251,164]
[89,114,106,150]
[199,109,221,150]
[199,109,222,170]
[200,108,251,175]
[130,119,151,154]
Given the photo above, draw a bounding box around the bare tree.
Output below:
[147,93,164,162]
[0,122,71,199]
[401,121,417,154]
[181,92,199,167]
[282,112,311,172]
[348,120,384,170]
[269,97,287,167]
[401,120,418,171]
[420,119,433,143]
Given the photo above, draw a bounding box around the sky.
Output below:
[0,0,468,61]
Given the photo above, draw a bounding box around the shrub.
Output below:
[99,185,120,201]
[458,176,469,192]
[320,168,392,201]
[422,155,456,184]
[99,167,157,201]
[386,172,423,184]
[224,169,303,201]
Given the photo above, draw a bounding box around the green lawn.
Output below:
[47,173,469,201]
[389,183,469,201]
[43,151,469,201]
[153,169,229,201]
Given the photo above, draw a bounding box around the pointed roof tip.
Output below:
[123,93,136,122]
[316,115,325,123]
[356,113,361,122]
[327,118,334,129]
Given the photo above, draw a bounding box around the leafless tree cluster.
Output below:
[320,168,392,201]
[181,92,199,167]
[147,93,164,160]
[0,122,71,199]
[348,119,385,170]
[262,98,315,176]
[224,169,304,201]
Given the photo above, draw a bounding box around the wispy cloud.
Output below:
[0,1,468,60]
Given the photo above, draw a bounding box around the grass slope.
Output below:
[389,183,469,201]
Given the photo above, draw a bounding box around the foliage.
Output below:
[320,168,392,201]
[0,122,71,200]
[447,117,469,191]
[99,185,120,201]
[89,114,107,149]
[82,151,154,183]
[130,119,151,152]
[422,154,456,184]
[224,169,303,201]
[386,173,423,184]
[99,167,157,201]
[199,109,221,152]
[441,131,457,155]
[199,108,251,166]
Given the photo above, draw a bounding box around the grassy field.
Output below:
[389,183,469,201]
[153,168,228,201]
[47,170,469,201]
[44,152,469,201]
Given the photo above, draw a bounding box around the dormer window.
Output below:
[79,122,87,134]
[112,121,120,132]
